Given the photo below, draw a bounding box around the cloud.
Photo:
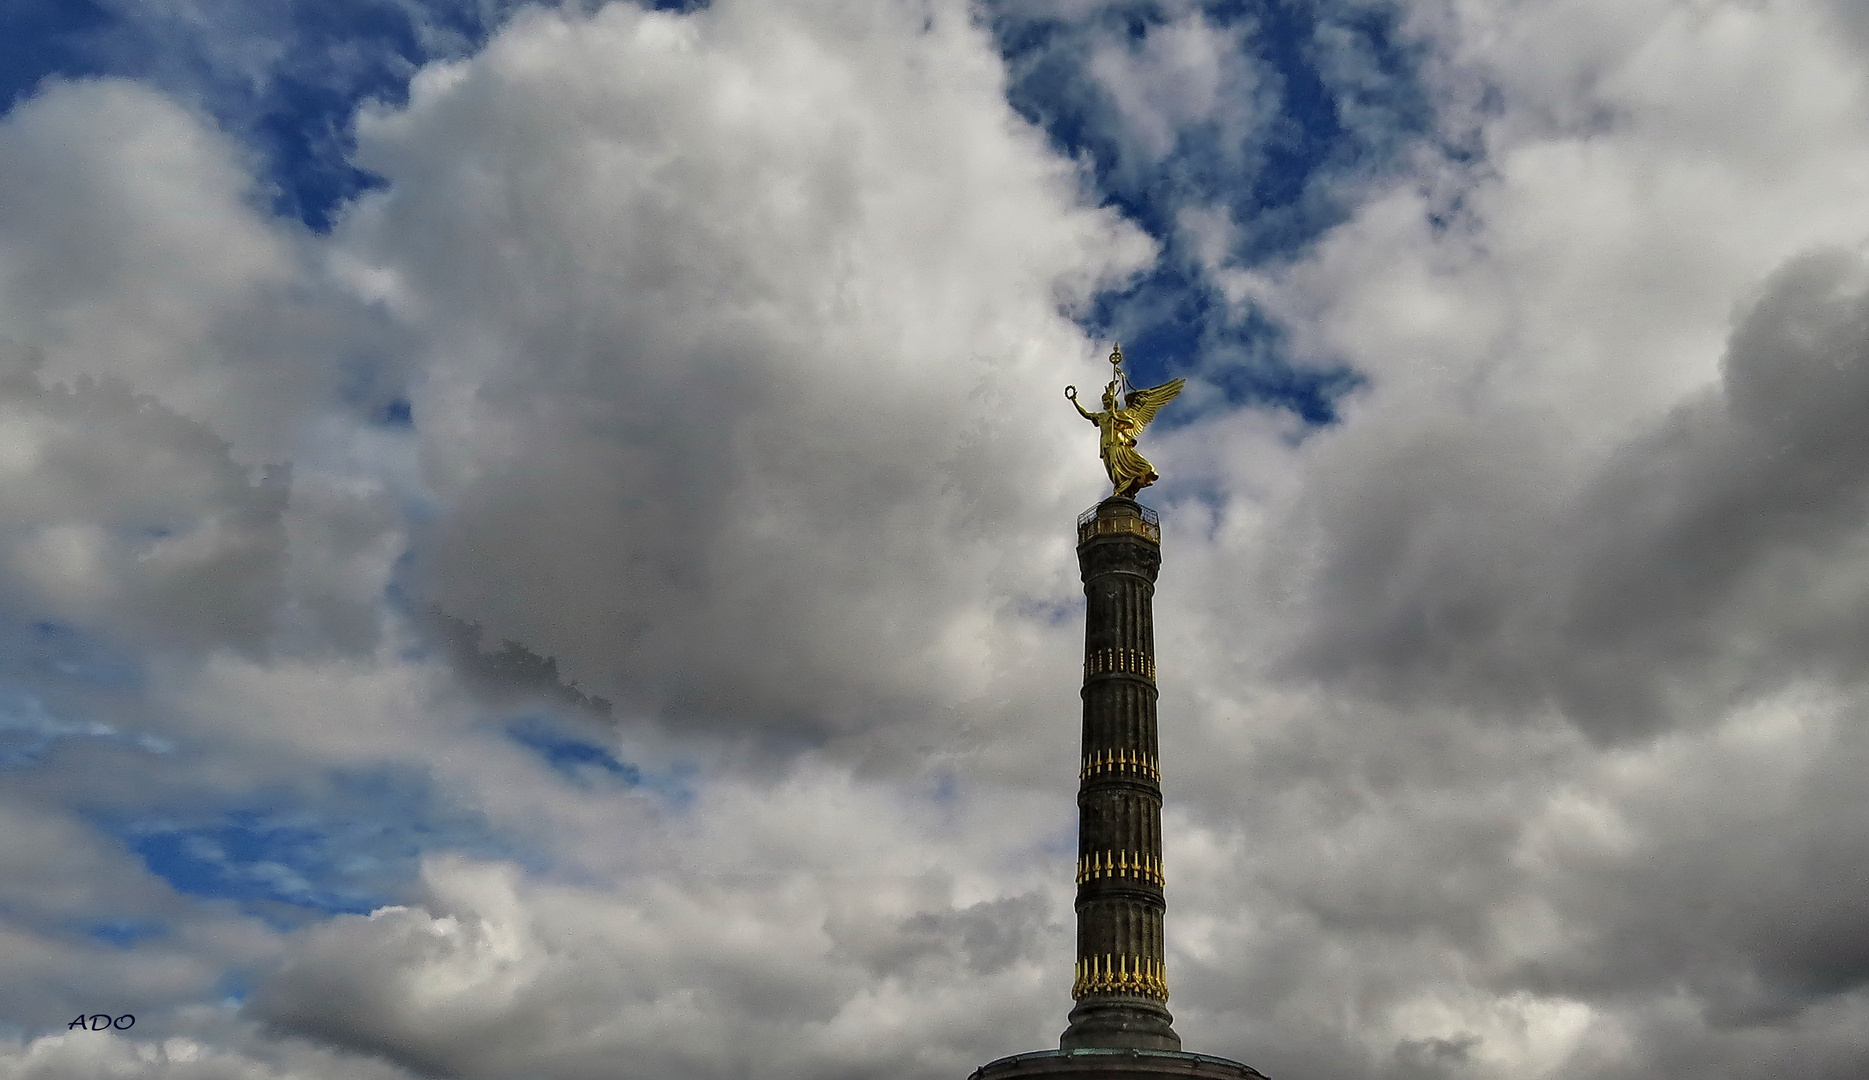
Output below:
[248,802,1069,1080]
[0,79,383,458]
[0,793,269,1040]
[10,1,1869,1078]
[0,78,414,661]
[1085,9,1273,175]
[0,1032,414,1080]
[323,0,1151,760]
[1256,235,1869,747]
[0,341,287,657]
[1135,2,1869,1075]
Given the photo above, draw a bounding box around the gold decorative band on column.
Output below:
[1071,954,1169,1001]
[1076,512,1162,545]
[1079,748,1161,783]
[1075,850,1165,887]
[1084,647,1156,681]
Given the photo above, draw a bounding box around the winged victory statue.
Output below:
[1066,344,1185,498]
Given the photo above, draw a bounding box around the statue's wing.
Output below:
[1124,378,1185,430]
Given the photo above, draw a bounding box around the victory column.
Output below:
[968,347,1267,1080]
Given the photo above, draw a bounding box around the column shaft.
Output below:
[1062,497,1180,1052]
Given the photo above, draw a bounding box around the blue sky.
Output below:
[0,0,1397,415]
[5,1,1869,1078]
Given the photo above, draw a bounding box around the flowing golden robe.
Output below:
[1094,407,1155,496]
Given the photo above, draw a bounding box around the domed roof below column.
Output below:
[969,1049,1269,1080]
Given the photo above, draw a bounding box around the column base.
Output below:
[1059,996,1181,1052]
[969,1049,1267,1080]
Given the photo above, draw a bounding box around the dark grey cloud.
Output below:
[1275,248,1869,744]
[829,888,1056,979]
[423,608,612,719]
[1140,246,1869,1078]
[1491,693,1869,1021]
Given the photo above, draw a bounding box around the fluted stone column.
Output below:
[963,494,1268,1080]
[1061,496,1179,1052]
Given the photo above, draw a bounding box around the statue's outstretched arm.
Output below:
[1064,386,1098,422]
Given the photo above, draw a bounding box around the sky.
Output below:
[1,0,1868,1077]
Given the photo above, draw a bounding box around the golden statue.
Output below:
[1067,344,1185,498]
